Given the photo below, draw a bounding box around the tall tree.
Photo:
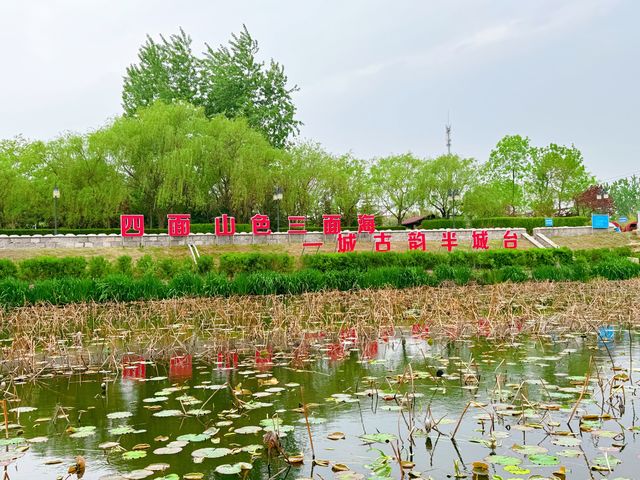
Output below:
[607,176,640,217]
[485,135,532,215]
[95,101,279,226]
[122,26,300,148]
[122,29,201,115]
[420,154,477,218]
[321,154,371,225]
[527,144,593,216]
[369,153,422,224]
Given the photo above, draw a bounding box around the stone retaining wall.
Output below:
[0,228,526,250]
[533,226,609,238]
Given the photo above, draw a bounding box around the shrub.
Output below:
[19,256,87,280]
[196,255,214,274]
[0,259,17,279]
[156,258,186,279]
[219,253,293,276]
[87,256,111,278]
[592,259,640,280]
[0,278,28,307]
[114,256,133,276]
[168,272,204,297]
[135,254,156,277]
[497,266,528,283]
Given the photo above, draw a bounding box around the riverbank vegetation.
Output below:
[0,248,638,308]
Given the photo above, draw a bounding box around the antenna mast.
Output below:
[445,113,452,155]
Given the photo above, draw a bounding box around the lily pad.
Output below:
[529,454,559,466]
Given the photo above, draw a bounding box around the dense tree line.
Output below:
[1,27,630,230]
[0,102,601,229]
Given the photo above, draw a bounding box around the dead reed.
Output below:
[1,279,638,373]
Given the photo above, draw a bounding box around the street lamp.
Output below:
[273,187,283,232]
[53,185,60,235]
[448,188,460,228]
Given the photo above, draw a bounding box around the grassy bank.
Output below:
[0,247,638,308]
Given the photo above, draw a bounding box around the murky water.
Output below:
[2,330,639,479]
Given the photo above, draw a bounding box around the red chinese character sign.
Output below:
[408,231,426,251]
[215,214,236,236]
[120,215,144,237]
[251,214,271,236]
[357,214,376,234]
[441,231,458,252]
[288,216,307,235]
[337,232,357,252]
[167,214,191,237]
[374,232,391,252]
[323,214,342,235]
[503,230,518,249]
[472,230,489,250]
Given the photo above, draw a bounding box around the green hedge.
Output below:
[1,257,639,308]
[0,223,253,236]
[0,223,410,236]
[420,216,589,233]
[300,247,629,272]
[218,253,294,276]
[0,247,632,283]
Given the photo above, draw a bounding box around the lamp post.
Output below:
[448,188,459,228]
[273,187,283,232]
[53,185,60,235]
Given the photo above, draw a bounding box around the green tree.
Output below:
[44,135,128,228]
[122,29,201,115]
[485,135,532,215]
[95,101,279,226]
[527,144,593,215]
[607,176,640,217]
[274,142,330,222]
[321,154,371,225]
[463,180,512,218]
[369,153,422,225]
[122,26,300,148]
[420,154,477,218]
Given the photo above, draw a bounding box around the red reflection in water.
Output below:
[379,325,395,342]
[216,352,239,369]
[477,318,491,337]
[339,327,358,342]
[303,331,326,341]
[412,323,430,338]
[327,342,345,361]
[169,354,193,378]
[122,354,146,380]
[255,349,273,369]
[361,340,378,360]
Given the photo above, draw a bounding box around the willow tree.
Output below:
[95,101,279,225]
[370,153,423,224]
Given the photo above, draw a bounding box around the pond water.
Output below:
[1,329,639,480]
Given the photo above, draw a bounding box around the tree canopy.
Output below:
[122,26,301,148]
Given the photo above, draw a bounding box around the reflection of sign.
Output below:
[619,216,628,223]
[545,218,553,227]
[592,214,610,229]
[122,354,146,380]
[169,354,192,378]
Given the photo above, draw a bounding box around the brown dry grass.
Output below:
[553,232,640,251]
[2,279,638,372]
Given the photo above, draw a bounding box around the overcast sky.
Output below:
[1,0,638,180]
